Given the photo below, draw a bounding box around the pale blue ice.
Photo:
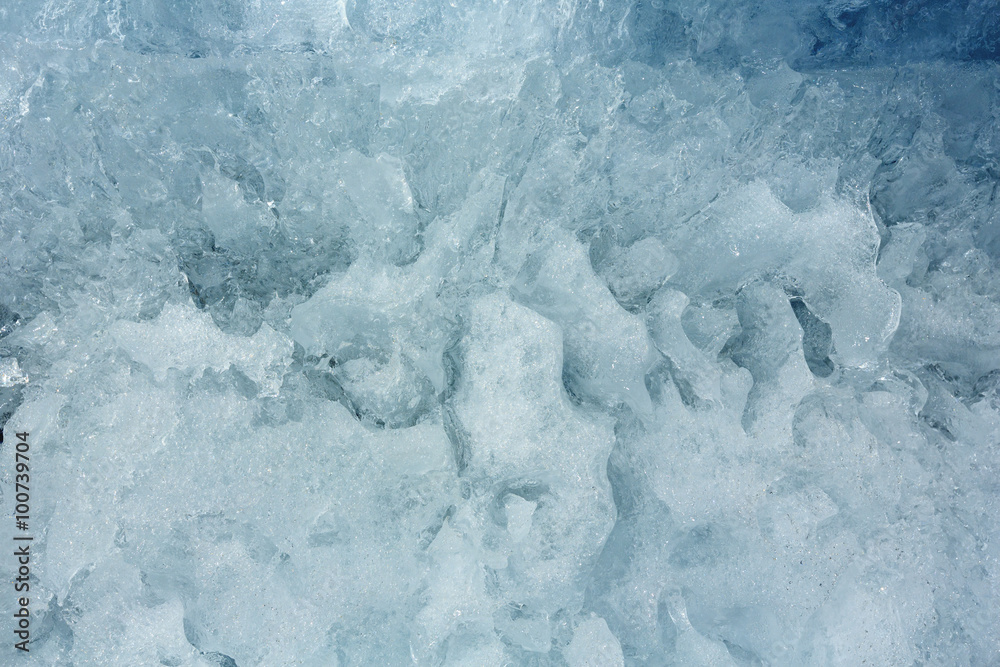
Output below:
[1,1,999,664]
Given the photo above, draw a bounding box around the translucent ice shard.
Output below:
[667,183,901,368]
[413,293,616,660]
[452,294,616,604]
[565,616,625,667]
[0,357,27,387]
[336,149,421,264]
[647,288,725,406]
[112,301,293,396]
[513,234,657,416]
[730,282,814,441]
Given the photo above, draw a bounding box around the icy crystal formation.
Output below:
[1,0,999,665]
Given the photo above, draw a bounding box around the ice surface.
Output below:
[512,234,658,416]
[2,0,1000,665]
[565,616,625,667]
[112,302,293,396]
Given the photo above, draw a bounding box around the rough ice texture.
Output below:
[1,0,999,665]
[112,302,293,396]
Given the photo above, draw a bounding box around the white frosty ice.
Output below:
[565,616,625,667]
[513,234,658,416]
[0,357,27,387]
[667,183,901,368]
[413,294,616,660]
[111,301,293,396]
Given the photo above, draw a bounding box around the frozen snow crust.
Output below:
[1,0,999,664]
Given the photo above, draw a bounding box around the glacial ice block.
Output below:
[513,234,658,416]
[412,293,616,659]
